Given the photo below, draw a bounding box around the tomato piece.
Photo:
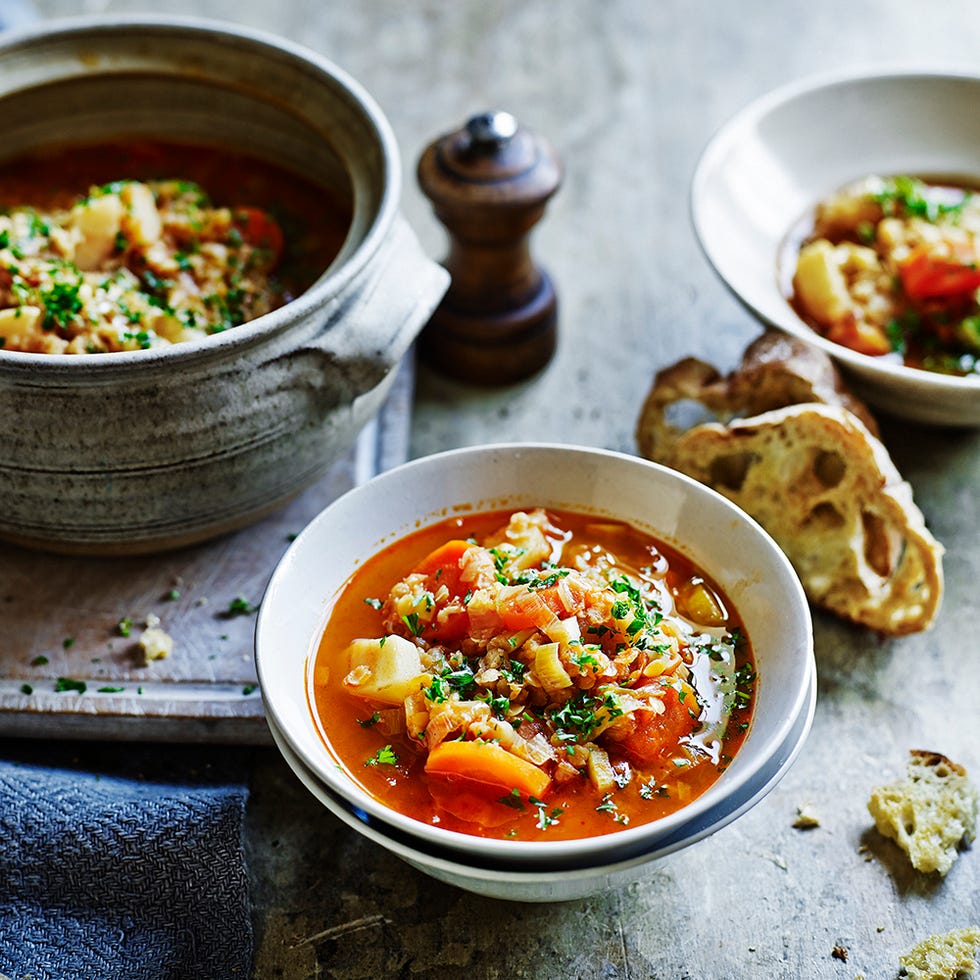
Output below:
[497,577,589,630]
[498,589,558,630]
[611,685,698,768]
[232,206,284,267]
[899,245,980,302]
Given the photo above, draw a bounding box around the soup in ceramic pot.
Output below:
[0,140,350,354]
[312,508,756,842]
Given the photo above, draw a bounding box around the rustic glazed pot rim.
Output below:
[0,14,402,375]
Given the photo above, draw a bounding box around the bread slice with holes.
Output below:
[900,927,980,980]
[636,333,943,634]
[645,400,943,634]
[869,750,978,876]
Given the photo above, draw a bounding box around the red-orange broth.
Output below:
[312,509,756,842]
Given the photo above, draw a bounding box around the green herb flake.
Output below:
[364,597,383,610]
[227,596,258,617]
[117,618,133,638]
[528,796,564,830]
[54,677,87,694]
[20,683,32,696]
[242,684,258,696]
[357,712,382,728]
[497,788,525,811]
[31,655,49,667]
[97,686,125,694]
[364,745,399,767]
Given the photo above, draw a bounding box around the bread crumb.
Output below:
[793,804,821,829]
[868,750,978,875]
[139,621,173,662]
[832,945,848,962]
[899,926,980,980]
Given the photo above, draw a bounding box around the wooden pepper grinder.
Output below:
[416,110,562,384]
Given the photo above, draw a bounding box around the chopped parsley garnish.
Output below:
[97,686,125,694]
[401,612,423,636]
[596,794,630,825]
[873,176,969,222]
[30,655,49,667]
[117,618,133,638]
[364,745,399,767]
[639,778,669,800]
[528,796,563,830]
[477,692,511,717]
[549,688,623,740]
[242,684,258,695]
[62,637,75,650]
[226,596,258,617]
[733,662,756,709]
[54,677,87,694]
[497,788,525,811]
[357,712,382,728]
[20,683,32,696]
[165,588,180,601]
[40,278,83,332]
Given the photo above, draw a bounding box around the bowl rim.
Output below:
[690,64,980,392]
[0,13,401,373]
[255,442,816,866]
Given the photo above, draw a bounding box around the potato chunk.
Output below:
[0,306,42,342]
[793,239,853,325]
[70,193,125,270]
[121,182,162,246]
[343,635,426,705]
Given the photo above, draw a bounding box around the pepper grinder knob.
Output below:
[416,110,562,384]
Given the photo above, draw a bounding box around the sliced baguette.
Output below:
[869,750,978,876]
[635,332,943,634]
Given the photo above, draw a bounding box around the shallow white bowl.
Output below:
[255,444,815,901]
[692,68,980,427]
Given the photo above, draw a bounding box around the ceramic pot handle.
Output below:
[309,215,449,391]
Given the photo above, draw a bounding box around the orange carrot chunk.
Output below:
[425,739,550,798]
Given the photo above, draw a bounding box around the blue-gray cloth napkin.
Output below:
[0,741,252,980]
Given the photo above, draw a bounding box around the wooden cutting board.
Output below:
[0,360,414,744]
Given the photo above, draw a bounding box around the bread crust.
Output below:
[635,332,944,634]
[869,750,978,876]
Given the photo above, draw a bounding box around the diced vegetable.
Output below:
[425,739,550,798]
[613,684,698,768]
[343,635,426,705]
[899,245,980,302]
[232,206,284,267]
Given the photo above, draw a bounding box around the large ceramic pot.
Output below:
[0,16,449,554]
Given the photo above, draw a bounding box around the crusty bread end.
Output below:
[635,333,943,634]
[869,750,978,876]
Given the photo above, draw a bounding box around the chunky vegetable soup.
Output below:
[786,174,980,376]
[0,141,350,354]
[312,509,756,842]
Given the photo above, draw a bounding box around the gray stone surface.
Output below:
[34,1,980,976]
